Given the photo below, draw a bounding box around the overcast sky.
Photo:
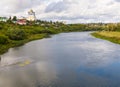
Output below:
[0,0,120,23]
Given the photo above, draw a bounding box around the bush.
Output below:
[0,25,3,30]
[29,28,55,34]
[7,29,26,40]
[0,35,9,44]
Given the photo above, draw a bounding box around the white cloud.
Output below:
[0,0,120,23]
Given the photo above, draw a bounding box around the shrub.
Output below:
[29,28,54,34]
[0,35,9,44]
[6,28,26,40]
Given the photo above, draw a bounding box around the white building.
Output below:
[27,9,36,21]
[0,17,8,22]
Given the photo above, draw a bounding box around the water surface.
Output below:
[1,32,120,87]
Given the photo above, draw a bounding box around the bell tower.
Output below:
[27,9,36,21]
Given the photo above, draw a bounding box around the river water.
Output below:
[1,32,120,87]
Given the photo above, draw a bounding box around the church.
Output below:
[17,9,36,25]
[27,9,36,21]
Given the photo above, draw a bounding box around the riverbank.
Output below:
[0,33,49,54]
[91,31,120,44]
[0,21,88,54]
[1,21,115,55]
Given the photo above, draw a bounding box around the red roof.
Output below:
[17,19,27,25]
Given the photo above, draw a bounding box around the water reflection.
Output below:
[0,61,58,87]
[1,32,120,87]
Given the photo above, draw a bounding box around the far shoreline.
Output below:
[91,31,120,45]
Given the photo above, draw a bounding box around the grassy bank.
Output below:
[0,33,49,54]
[0,21,90,54]
[0,21,113,55]
[91,31,120,44]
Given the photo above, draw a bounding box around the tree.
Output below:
[0,35,9,44]
[12,16,17,21]
[7,16,12,23]
[6,28,26,40]
[9,16,12,20]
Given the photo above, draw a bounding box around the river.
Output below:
[1,32,120,87]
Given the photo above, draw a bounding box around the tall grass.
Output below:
[91,31,120,44]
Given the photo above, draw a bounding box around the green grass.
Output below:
[0,33,48,54]
[91,31,120,44]
[0,33,49,54]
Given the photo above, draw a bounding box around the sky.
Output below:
[0,0,120,23]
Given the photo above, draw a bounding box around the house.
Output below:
[0,17,8,22]
[17,19,27,25]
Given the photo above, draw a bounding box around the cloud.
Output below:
[45,1,68,13]
[0,0,120,23]
[115,0,120,2]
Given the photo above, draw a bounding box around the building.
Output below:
[17,18,27,25]
[27,9,36,21]
[0,17,8,22]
